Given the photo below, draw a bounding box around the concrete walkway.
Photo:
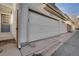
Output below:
[0,39,21,56]
[52,30,79,56]
[0,32,14,41]
[0,32,20,56]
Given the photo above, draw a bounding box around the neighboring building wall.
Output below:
[74,19,79,29]
[68,15,77,30]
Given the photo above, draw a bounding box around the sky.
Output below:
[55,3,79,16]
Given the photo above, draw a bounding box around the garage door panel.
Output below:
[29,11,66,42]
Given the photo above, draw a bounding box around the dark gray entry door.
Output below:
[67,24,72,32]
[1,14,10,32]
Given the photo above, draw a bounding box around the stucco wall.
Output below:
[10,4,17,41]
[18,4,29,44]
[0,4,11,14]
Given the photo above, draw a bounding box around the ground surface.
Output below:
[0,31,76,56]
[20,31,75,56]
[52,31,79,56]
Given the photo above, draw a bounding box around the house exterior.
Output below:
[0,3,75,48]
[16,3,75,48]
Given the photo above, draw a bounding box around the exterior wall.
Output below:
[18,4,29,44]
[0,14,1,32]
[68,15,76,30]
[10,4,17,40]
[73,19,79,29]
[72,25,75,31]
[18,3,67,44]
[0,4,11,14]
[27,3,62,21]
[65,21,75,32]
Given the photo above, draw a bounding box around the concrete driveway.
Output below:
[52,30,79,56]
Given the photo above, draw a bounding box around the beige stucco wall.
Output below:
[18,4,29,44]
[10,4,17,41]
[0,4,11,15]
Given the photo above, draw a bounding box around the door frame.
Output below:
[1,14,10,32]
[16,10,21,48]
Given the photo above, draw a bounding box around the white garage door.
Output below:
[29,11,66,42]
[59,21,67,34]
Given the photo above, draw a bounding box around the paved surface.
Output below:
[21,31,75,56]
[0,39,21,56]
[0,32,20,56]
[52,30,79,56]
[0,32,14,41]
